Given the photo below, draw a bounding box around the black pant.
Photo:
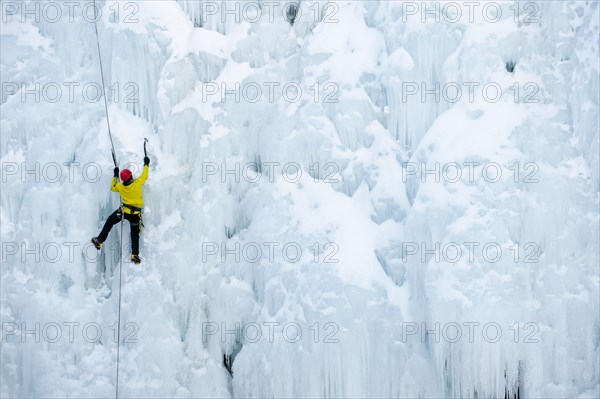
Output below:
[98,208,141,255]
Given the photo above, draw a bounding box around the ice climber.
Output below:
[91,155,150,264]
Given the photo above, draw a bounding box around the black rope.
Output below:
[115,209,124,398]
[93,0,117,167]
[92,1,124,397]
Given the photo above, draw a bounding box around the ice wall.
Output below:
[1,1,598,398]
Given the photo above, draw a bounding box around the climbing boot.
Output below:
[91,237,103,250]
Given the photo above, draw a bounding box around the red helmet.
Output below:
[120,169,133,182]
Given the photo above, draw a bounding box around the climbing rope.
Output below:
[92,0,117,167]
[115,214,124,399]
[92,1,124,397]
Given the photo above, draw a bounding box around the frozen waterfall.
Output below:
[1,1,599,398]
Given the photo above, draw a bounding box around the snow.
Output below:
[1,0,599,398]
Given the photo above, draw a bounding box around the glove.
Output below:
[114,167,119,177]
[144,156,150,166]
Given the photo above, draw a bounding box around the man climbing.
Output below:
[91,155,150,264]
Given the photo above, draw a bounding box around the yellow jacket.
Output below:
[111,165,149,213]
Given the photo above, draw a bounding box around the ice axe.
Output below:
[143,138,148,157]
